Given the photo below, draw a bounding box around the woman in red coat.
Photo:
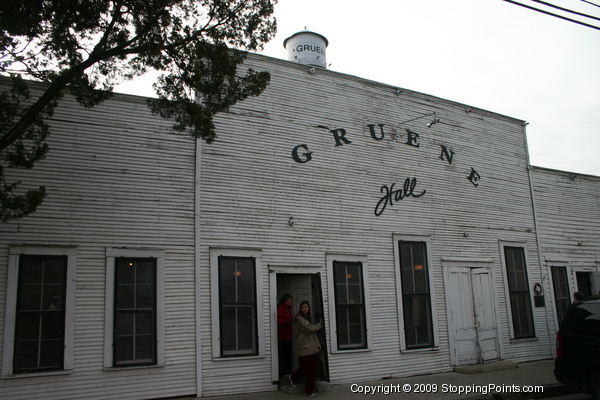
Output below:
[277,293,294,378]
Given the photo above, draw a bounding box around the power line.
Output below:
[501,0,600,31]
[529,0,600,21]
[580,0,600,9]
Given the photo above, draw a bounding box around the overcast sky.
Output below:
[117,0,600,176]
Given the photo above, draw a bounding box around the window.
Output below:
[551,266,571,325]
[114,258,157,366]
[218,256,257,356]
[504,246,535,338]
[13,255,67,373]
[333,262,367,350]
[104,248,165,369]
[2,247,76,377]
[398,241,433,349]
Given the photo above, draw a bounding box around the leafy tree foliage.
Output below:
[0,0,276,222]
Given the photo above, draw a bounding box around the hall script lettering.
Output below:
[290,123,481,216]
[375,178,426,216]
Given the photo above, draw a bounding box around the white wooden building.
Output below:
[0,82,199,399]
[530,166,600,328]
[1,33,598,399]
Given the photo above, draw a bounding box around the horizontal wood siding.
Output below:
[532,167,600,265]
[198,54,552,394]
[0,83,197,400]
[530,166,600,332]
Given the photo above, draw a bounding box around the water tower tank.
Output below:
[283,31,328,68]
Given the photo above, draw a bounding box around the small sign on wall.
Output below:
[533,283,545,307]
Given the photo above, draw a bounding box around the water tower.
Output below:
[283,31,329,68]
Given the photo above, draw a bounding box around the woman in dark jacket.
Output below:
[277,294,294,378]
[289,300,322,398]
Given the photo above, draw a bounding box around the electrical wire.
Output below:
[580,0,600,9]
[501,0,600,30]
[529,0,600,21]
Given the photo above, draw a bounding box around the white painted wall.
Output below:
[197,53,553,395]
[530,166,600,332]
[0,82,198,400]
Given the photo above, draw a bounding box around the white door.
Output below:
[447,267,499,365]
[447,267,478,365]
[471,269,500,362]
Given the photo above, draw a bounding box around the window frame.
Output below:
[218,256,258,357]
[397,240,435,349]
[2,246,77,377]
[104,248,165,369]
[113,257,158,367]
[326,254,372,353]
[210,248,265,359]
[393,234,438,352]
[14,254,67,373]
[550,265,571,326]
[332,261,367,350]
[500,243,536,339]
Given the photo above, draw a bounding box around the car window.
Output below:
[560,302,600,336]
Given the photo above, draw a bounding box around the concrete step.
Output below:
[280,378,333,394]
[453,361,518,374]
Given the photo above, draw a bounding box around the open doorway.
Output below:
[274,272,329,382]
[576,271,593,298]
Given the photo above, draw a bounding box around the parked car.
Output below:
[554,299,600,400]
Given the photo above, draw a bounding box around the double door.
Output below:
[446,267,500,365]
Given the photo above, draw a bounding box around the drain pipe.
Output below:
[523,121,555,358]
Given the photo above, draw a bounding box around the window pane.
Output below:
[236,274,255,303]
[552,267,571,325]
[219,259,237,303]
[116,284,135,309]
[398,242,434,349]
[14,255,66,373]
[14,341,38,371]
[221,305,256,355]
[41,313,63,340]
[335,283,348,304]
[510,292,534,337]
[44,258,66,283]
[136,261,155,284]
[116,260,135,284]
[504,247,534,338]
[39,339,63,368]
[18,283,42,311]
[337,307,349,346]
[115,312,134,336]
[403,295,433,347]
[136,312,154,335]
[115,336,134,364]
[136,284,154,309]
[333,262,367,350]
[135,334,154,361]
[114,258,156,366]
[221,306,237,353]
[399,242,429,295]
[347,285,361,304]
[42,284,64,310]
[348,307,365,346]
[219,257,257,356]
[21,257,43,284]
[506,247,528,291]
[236,306,255,351]
[16,314,40,340]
